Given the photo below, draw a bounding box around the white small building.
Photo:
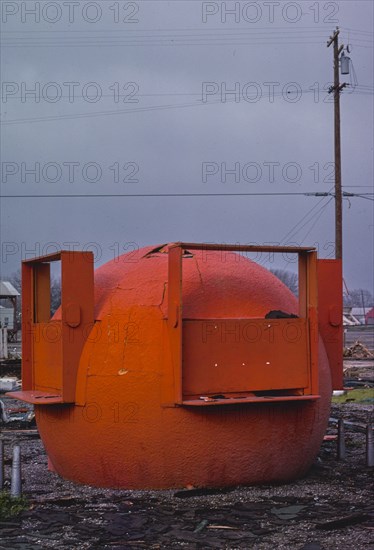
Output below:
[0,306,14,329]
[343,306,373,325]
[343,307,361,326]
[0,281,20,341]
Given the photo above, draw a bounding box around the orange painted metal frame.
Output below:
[183,318,310,395]
[167,243,320,406]
[317,259,343,390]
[11,244,341,409]
[11,251,94,405]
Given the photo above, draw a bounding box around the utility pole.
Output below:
[327,27,347,260]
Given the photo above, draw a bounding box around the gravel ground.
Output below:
[1,397,373,550]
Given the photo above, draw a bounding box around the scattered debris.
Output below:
[271,504,306,520]
[316,512,370,530]
[343,379,374,388]
[207,525,239,530]
[323,435,337,441]
[0,399,35,426]
[0,376,19,392]
[174,487,233,498]
[343,341,373,359]
[0,429,39,437]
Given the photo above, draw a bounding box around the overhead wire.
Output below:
[1,25,372,48]
[280,197,334,269]
[0,192,344,199]
[3,84,373,103]
[278,193,334,246]
[299,197,334,244]
[2,83,373,127]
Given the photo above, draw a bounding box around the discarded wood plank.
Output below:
[30,495,85,506]
[1,429,39,437]
[316,512,369,530]
[174,487,232,498]
[207,525,239,530]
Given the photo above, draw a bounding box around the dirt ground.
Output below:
[1,360,373,550]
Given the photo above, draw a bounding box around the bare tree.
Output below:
[344,288,373,308]
[50,278,61,315]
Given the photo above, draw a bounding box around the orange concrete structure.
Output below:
[8,243,343,489]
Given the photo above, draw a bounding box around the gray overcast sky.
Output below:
[0,0,373,291]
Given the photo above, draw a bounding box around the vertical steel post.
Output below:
[366,424,373,467]
[337,418,346,460]
[10,445,22,497]
[0,440,4,490]
[0,329,2,360]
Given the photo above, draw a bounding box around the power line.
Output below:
[281,197,334,269]
[2,85,373,127]
[0,189,371,199]
[278,193,334,246]
[1,27,371,38]
[1,26,360,34]
[3,84,372,103]
[1,192,367,199]
[2,41,339,48]
[256,195,333,267]
[299,198,334,244]
[2,29,371,48]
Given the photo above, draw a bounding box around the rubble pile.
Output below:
[343,340,374,359]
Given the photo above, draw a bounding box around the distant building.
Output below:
[351,307,373,325]
[365,307,374,325]
[343,307,361,326]
[0,281,20,341]
[0,306,14,329]
[343,306,374,325]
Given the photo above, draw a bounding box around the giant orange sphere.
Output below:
[35,244,331,489]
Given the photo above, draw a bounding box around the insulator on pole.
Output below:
[340,52,350,75]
